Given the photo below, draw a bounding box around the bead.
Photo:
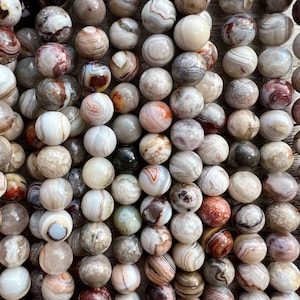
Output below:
[78,254,112,288]
[293,33,300,59]
[292,66,300,92]
[81,93,114,127]
[142,34,175,67]
[265,202,300,233]
[35,6,72,43]
[39,241,73,275]
[260,141,294,172]
[63,139,86,167]
[140,225,172,256]
[78,61,111,93]
[173,14,210,51]
[202,285,234,300]
[141,0,176,33]
[170,86,204,119]
[0,0,22,27]
[196,134,229,165]
[112,144,140,173]
[237,262,270,292]
[110,82,140,114]
[146,282,176,300]
[203,257,235,287]
[175,0,210,14]
[292,98,300,123]
[222,46,257,78]
[67,228,87,256]
[0,136,11,169]
[239,291,270,300]
[29,241,45,268]
[35,42,71,78]
[78,286,112,300]
[218,0,254,13]
[263,0,293,13]
[221,13,256,47]
[108,0,140,18]
[196,102,226,134]
[0,266,31,300]
[64,168,87,198]
[0,234,30,268]
[0,171,7,198]
[169,150,203,183]
[29,209,45,239]
[112,235,143,264]
[266,232,300,263]
[139,67,173,101]
[225,78,259,109]
[258,13,293,46]
[169,182,203,213]
[83,125,117,158]
[170,118,204,151]
[0,100,14,135]
[82,157,115,190]
[263,171,298,202]
[2,112,24,142]
[0,65,17,103]
[30,268,44,298]
[2,172,27,203]
[231,203,265,234]
[72,0,106,26]
[111,263,141,294]
[140,196,172,226]
[111,174,141,205]
[80,221,112,255]
[139,100,172,133]
[268,262,300,293]
[172,242,205,272]
[170,212,203,244]
[293,0,300,24]
[258,47,293,78]
[271,291,300,300]
[115,292,140,300]
[198,196,231,227]
[173,270,205,299]
[145,253,176,285]
[0,27,20,65]
[200,227,233,257]
[37,145,72,178]
[197,41,219,71]
[41,272,75,300]
[171,52,206,86]
[81,189,114,222]
[197,165,229,196]
[233,233,267,264]
[113,205,142,235]
[75,26,109,60]
[109,18,140,50]
[109,50,139,82]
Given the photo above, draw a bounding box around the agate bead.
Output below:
[0,0,22,27]
[218,0,254,13]
[237,262,270,292]
[264,0,293,13]
[202,285,234,300]
[292,98,300,124]
[145,283,176,300]
[266,232,300,263]
[271,291,300,300]
[0,100,14,135]
[198,196,231,227]
[64,168,87,198]
[239,291,270,300]
[0,27,21,65]
[197,41,219,71]
[175,0,210,14]
[78,286,112,300]
[0,136,12,169]
[112,145,139,173]
[108,0,140,18]
[202,257,235,287]
[231,203,265,234]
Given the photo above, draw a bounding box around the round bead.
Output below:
[219,0,255,13]
[112,145,140,173]
[0,0,22,27]
[175,0,210,14]
[292,98,300,124]
[145,283,176,300]
[78,286,112,300]
[239,291,270,300]
[108,0,140,18]
[202,285,234,300]
[264,0,293,13]
[64,168,87,198]
[0,100,14,135]
[0,27,21,65]
[173,14,210,51]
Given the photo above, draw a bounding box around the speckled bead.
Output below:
[221,14,256,47]
[263,171,298,202]
[140,225,172,256]
[197,165,229,196]
[141,0,176,33]
[109,18,140,50]
[268,262,300,293]
[265,202,300,233]
[169,150,203,183]
[237,262,270,292]
[108,0,140,18]
[225,78,259,109]
[78,61,111,93]
[258,47,293,78]
[35,6,72,43]
[258,13,293,46]
[202,257,235,287]
[198,196,231,227]
[169,182,203,213]
[266,232,300,263]
[231,203,265,234]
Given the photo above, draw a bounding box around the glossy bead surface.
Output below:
[264,0,292,13]
[145,282,176,300]
[1,144,24,176]
[292,98,300,124]
[0,100,14,135]
[2,112,24,142]
[231,203,265,234]
[172,242,205,272]
[221,13,256,46]
[0,27,20,65]
[198,196,231,227]
[113,145,140,173]
[263,171,298,202]
[113,205,142,235]
[0,0,22,27]
[219,0,254,13]
[78,286,112,300]
[237,262,270,292]
[202,285,234,300]
[63,139,86,167]
[112,235,142,264]
[64,168,87,198]
[169,182,203,213]
[239,291,270,300]
[202,257,235,287]
[175,0,210,14]
[108,0,140,18]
